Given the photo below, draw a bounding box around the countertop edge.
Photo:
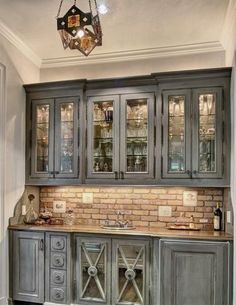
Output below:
[8,225,233,241]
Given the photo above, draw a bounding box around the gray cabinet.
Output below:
[12,231,44,303]
[75,235,111,305]
[25,81,84,185]
[112,238,150,305]
[75,235,150,305]
[87,92,155,181]
[154,239,231,305]
[45,233,71,304]
[30,97,79,180]
[162,86,226,181]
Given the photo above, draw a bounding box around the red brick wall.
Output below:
[40,187,223,230]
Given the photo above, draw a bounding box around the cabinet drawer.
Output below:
[50,287,66,303]
[51,236,66,251]
[51,253,66,269]
[51,270,66,285]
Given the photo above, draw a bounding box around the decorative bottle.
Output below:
[213,202,222,231]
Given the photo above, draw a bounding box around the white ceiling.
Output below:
[0,0,231,67]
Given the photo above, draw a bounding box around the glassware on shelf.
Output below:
[36,104,50,172]
[126,99,148,173]
[92,101,114,173]
[60,103,74,173]
[198,94,216,173]
[167,95,185,173]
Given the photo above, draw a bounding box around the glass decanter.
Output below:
[24,194,38,224]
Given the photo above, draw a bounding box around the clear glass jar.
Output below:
[64,209,75,226]
[24,194,38,224]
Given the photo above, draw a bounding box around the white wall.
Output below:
[40,50,226,82]
[0,35,39,305]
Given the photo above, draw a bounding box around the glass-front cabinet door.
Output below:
[112,239,150,305]
[162,90,191,178]
[87,95,119,179]
[120,93,155,179]
[31,99,54,178]
[76,236,111,305]
[55,97,79,178]
[192,88,223,178]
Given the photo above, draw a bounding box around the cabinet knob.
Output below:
[115,171,119,180]
[120,171,124,179]
[193,170,197,175]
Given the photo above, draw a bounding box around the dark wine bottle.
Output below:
[213,202,222,231]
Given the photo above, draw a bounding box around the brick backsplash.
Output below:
[40,187,224,230]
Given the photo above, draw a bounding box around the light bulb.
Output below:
[77,29,85,38]
[98,3,108,14]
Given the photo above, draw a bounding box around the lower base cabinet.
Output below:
[75,235,150,305]
[154,239,231,305]
[12,231,44,303]
[10,230,232,305]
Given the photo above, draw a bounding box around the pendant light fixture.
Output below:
[57,0,103,56]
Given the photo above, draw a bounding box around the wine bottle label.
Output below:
[214,216,220,230]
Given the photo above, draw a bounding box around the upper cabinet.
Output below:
[25,81,84,185]
[162,87,223,180]
[86,92,155,181]
[24,69,231,186]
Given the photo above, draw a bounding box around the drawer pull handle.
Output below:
[39,239,44,251]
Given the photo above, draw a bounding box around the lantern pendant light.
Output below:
[57,0,103,56]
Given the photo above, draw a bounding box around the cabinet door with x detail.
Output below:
[112,238,150,305]
[75,236,111,305]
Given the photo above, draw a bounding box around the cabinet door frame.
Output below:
[192,87,223,179]
[75,235,111,305]
[112,238,150,305]
[31,98,54,178]
[120,93,155,179]
[54,97,79,178]
[12,231,45,303]
[162,89,192,178]
[87,95,120,179]
[156,239,230,305]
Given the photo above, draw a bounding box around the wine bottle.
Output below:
[213,202,222,231]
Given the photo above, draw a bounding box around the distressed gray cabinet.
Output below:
[12,231,44,303]
[75,235,111,305]
[162,87,223,180]
[86,92,155,181]
[45,232,71,304]
[112,238,150,305]
[154,239,231,305]
[24,81,84,185]
[75,235,150,305]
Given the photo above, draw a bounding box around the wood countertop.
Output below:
[8,224,233,241]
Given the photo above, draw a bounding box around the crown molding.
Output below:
[0,20,41,68]
[221,0,236,46]
[41,41,224,69]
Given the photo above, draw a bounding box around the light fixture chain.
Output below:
[56,0,64,18]
[88,0,92,14]
[74,0,76,6]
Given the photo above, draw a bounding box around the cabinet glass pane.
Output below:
[198,94,216,172]
[36,105,49,172]
[93,101,113,173]
[126,100,148,172]
[60,103,74,173]
[81,243,106,301]
[116,245,144,304]
[168,96,185,172]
